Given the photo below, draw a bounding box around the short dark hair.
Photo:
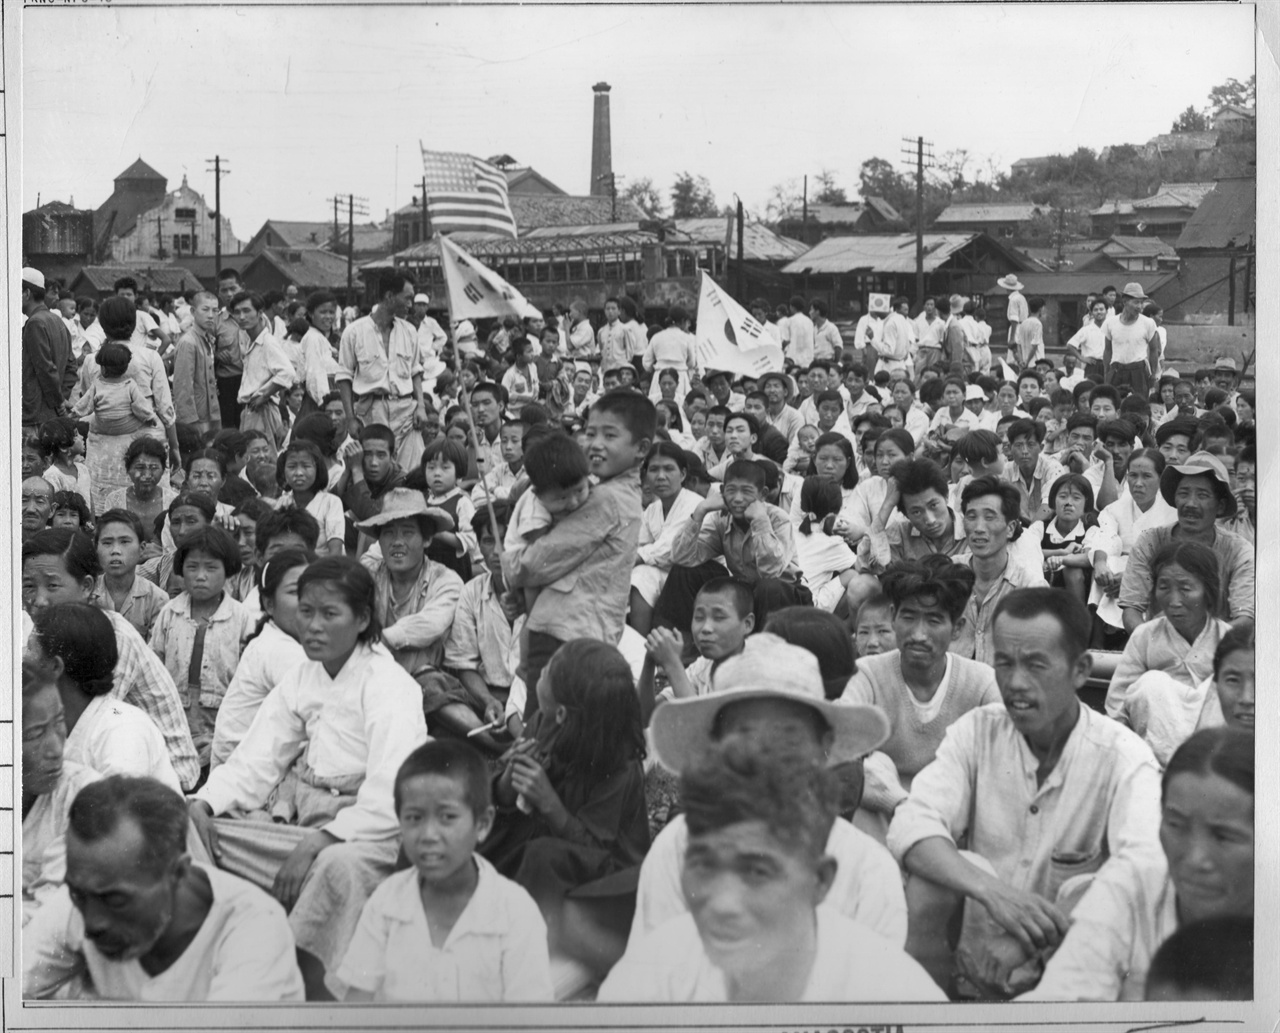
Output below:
[960,475,1022,529]
[1146,916,1252,1000]
[892,457,950,511]
[218,268,241,283]
[33,602,117,697]
[991,587,1092,662]
[113,275,139,293]
[277,439,330,493]
[810,299,828,318]
[1027,296,1046,314]
[1156,417,1199,446]
[174,525,242,578]
[96,340,132,378]
[523,434,590,493]
[695,577,754,619]
[68,776,190,878]
[229,290,263,313]
[643,440,690,477]
[98,296,137,341]
[1089,384,1120,407]
[590,390,657,445]
[421,436,469,475]
[763,608,856,700]
[353,424,394,453]
[1047,472,1096,514]
[393,740,492,819]
[1006,417,1045,446]
[256,506,321,553]
[377,271,413,299]
[953,429,1001,466]
[881,555,976,624]
[471,499,512,540]
[1017,369,1043,388]
[183,447,228,479]
[725,411,759,438]
[22,528,101,580]
[723,459,766,491]
[470,381,508,407]
[1065,411,1098,436]
[94,508,147,545]
[210,429,249,462]
[51,491,93,530]
[305,290,337,314]
[682,740,839,865]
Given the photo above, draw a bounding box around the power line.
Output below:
[328,193,369,298]
[205,156,231,268]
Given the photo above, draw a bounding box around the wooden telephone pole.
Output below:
[205,155,230,269]
[327,193,369,300]
[900,136,934,305]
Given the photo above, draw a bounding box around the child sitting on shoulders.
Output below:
[332,740,553,1003]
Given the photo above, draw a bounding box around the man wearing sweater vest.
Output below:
[886,589,1162,999]
[842,557,1000,842]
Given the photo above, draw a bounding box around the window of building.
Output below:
[174,207,197,221]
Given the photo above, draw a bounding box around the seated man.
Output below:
[627,634,906,949]
[1119,451,1253,633]
[600,736,944,1003]
[657,459,809,638]
[843,556,1000,836]
[887,588,1163,998]
[24,775,304,1001]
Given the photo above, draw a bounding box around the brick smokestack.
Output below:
[590,82,612,197]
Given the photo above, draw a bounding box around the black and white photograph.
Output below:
[11,0,1272,1027]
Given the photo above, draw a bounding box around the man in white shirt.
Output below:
[809,299,842,362]
[913,296,948,377]
[622,636,909,959]
[411,293,448,358]
[1065,297,1108,383]
[24,775,304,1002]
[1103,283,1159,401]
[852,301,886,370]
[997,274,1028,360]
[1012,297,1046,370]
[784,295,816,370]
[888,588,1162,998]
[876,296,914,375]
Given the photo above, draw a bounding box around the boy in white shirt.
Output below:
[333,742,552,1002]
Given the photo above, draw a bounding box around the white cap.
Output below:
[413,293,431,305]
[22,267,45,290]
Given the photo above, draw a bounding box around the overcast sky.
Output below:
[23,2,1254,239]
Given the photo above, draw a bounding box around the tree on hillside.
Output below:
[1208,74,1255,110]
[764,178,803,223]
[934,149,972,190]
[858,157,910,210]
[623,177,665,219]
[670,172,718,218]
[1171,105,1209,133]
[812,169,848,204]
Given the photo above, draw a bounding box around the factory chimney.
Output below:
[590,82,613,197]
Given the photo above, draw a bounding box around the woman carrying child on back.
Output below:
[71,340,158,444]
[483,639,649,966]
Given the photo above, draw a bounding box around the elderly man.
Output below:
[1119,451,1254,633]
[21,267,75,434]
[622,636,909,965]
[22,477,55,541]
[23,775,304,1001]
[336,271,431,473]
[888,589,1162,998]
[1103,283,1160,401]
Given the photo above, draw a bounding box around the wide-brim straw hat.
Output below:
[355,487,456,533]
[1121,282,1148,300]
[649,634,890,774]
[1159,450,1237,518]
[996,274,1025,292]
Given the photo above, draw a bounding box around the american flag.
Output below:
[420,147,518,239]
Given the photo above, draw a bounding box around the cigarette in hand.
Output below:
[466,718,505,738]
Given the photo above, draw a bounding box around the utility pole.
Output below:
[327,193,369,301]
[802,174,808,243]
[421,175,429,242]
[156,213,165,259]
[205,155,229,270]
[900,136,933,306]
[736,199,745,300]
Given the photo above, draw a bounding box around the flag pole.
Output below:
[436,233,504,550]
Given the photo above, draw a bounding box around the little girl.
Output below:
[50,491,93,534]
[189,557,428,999]
[483,639,649,959]
[795,476,857,612]
[72,340,156,441]
[37,418,92,512]
[148,525,255,778]
[1106,540,1233,743]
[94,508,170,641]
[210,547,314,769]
[421,438,479,578]
[276,439,346,556]
[1042,472,1102,602]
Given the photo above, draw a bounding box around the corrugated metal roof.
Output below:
[673,218,807,261]
[252,221,335,249]
[781,234,981,274]
[509,194,645,231]
[935,203,1045,224]
[1174,177,1255,251]
[379,227,666,266]
[981,270,1176,297]
[249,247,357,290]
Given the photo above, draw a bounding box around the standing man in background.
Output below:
[997,274,1027,364]
[21,267,74,435]
[215,268,250,428]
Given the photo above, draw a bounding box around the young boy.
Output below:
[501,390,654,709]
[641,578,755,708]
[708,412,760,481]
[471,419,525,505]
[333,741,552,1002]
[696,405,731,469]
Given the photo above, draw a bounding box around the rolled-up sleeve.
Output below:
[1224,539,1254,621]
[380,569,464,654]
[669,512,720,568]
[886,712,978,864]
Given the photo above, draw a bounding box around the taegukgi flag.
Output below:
[694,271,785,377]
[439,235,541,322]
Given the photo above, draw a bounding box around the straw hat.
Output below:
[355,487,456,533]
[649,634,890,774]
[996,274,1025,292]
[1213,356,1238,372]
[1159,451,1237,518]
[1120,282,1148,300]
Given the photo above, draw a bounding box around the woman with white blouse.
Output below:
[629,442,704,634]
